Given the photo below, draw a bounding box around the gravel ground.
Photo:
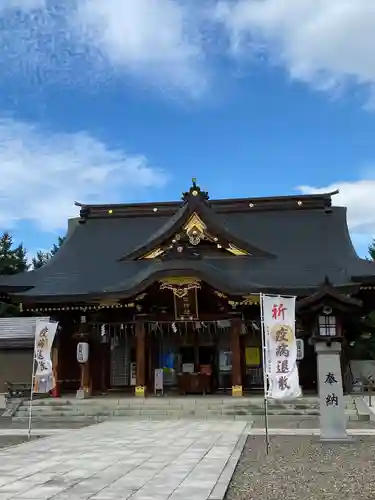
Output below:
[0,436,40,449]
[251,415,375,428]
[225,436,375,500]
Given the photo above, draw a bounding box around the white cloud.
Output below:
[0,0,208,96]
[72,0,208,95]
[2,0,375,102]
[0,0,45,10]
[0,117,167,232]
[216,0,375,103]
[298,179,375,244]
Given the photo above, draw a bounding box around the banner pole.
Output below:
[27,348,36,441]
[27,319,59,440]
[260,294,270,455]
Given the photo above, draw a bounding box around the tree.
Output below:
[31,251,50,270]
[32,236,65,270]
[369,239,375,261]
[0,232,29,275]
[51,236,65,256]
[0,232,29,318]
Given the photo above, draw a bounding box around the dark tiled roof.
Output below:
[296,277,363,313]
[0,317,50,347]
[0,192,374,300]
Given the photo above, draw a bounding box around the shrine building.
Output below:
[1,179,375,397]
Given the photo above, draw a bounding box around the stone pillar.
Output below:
[315,341,351,441]
[77,360,91,399]
[135,322,146,397]
[231,318,243,397]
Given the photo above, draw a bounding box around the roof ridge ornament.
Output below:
[182,178,209,203]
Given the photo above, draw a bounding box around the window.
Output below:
[318,315,336,337]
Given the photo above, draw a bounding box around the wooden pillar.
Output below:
[76,322,92,398]
[51,345,60,398]
[100,342,110,394]
[231,318,243,397]
[135,322,146,397]
[51,319,60,397]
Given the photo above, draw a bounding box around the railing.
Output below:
[353,378,375,407]
[364,384,375,407]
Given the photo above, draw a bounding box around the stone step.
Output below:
[29,396,353,403]
[13,397,363,421]
[26,404,321,411]
[12,413,368,423]
[15,408,321,417]
[26,400,322,408]
[11,416,103,428]
[25,404,355,413]
[17,408,369,419]
[18,403,321,413]
[16,401,354,413]
[29,398,321,407]
[18,401,321,411]
[18,405,356,415]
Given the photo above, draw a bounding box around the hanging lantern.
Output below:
[77,342,89,363]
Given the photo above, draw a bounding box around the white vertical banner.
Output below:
[261,295,301,400]
[33,319,58,394]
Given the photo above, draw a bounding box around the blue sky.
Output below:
[0,0,374,260]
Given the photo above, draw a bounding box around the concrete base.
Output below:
[76,388,90,399]
[319,435,355,443]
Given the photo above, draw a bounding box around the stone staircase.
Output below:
[8,395,369,427]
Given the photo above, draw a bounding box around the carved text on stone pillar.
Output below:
[325,372,338,384]
[325,393,339,406]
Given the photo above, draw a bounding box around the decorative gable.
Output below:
[121,179,275,262]
[141,211,249,260]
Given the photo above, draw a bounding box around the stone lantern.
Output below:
[297,278,362,442]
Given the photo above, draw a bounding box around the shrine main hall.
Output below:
[1,180,375,397]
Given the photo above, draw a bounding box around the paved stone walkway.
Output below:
[0,420,247,500]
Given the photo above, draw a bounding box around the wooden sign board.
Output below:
[173,288,199,320]
[154,368,164,393]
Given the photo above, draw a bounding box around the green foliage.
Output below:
[0,232,28,275]
[0,301,21,318]
[0,232,29,318]
[31,251,50,270]
[349,311,375,360]
[32,236,65,270]
[369,238,375,261]
[51,236,65,256]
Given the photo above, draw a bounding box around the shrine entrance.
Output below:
[93,319,247,396]
[58,315,270,396]
[56,280,319,397]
